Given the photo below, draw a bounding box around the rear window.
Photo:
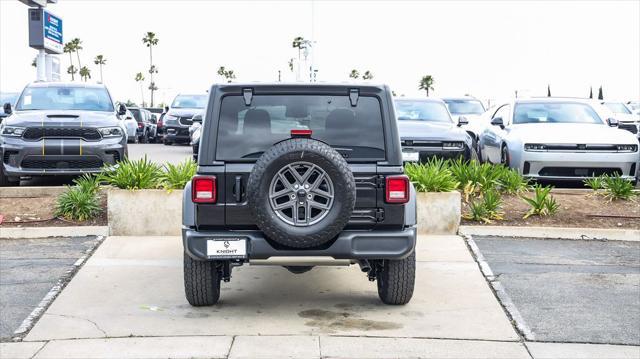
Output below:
[216,95,385,162]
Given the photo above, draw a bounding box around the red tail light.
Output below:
[385,175,410,203]
[192,176,217,203]
[137,123,143,128]
[157,120,163,128]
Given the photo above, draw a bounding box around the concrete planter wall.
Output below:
[107,188,182,236]
[416,191,461,235]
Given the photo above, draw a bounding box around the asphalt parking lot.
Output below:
[473,236,640,346]
[128,143,192,165]
[0,236,101,341]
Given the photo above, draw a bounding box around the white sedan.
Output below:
[479,98,639,182]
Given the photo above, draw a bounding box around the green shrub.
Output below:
[161,159,197,190]
[497,168,530,194]
[405,158,459,192]
[522,185,559,218]
[601,175,637,201]
[584,176,605,191]
[464,199,491,223]
[55,186,101,221]
[463,189,504,223]
[99,156,162,190]
[73,173,101,195]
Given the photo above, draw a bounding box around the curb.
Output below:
[12,236,106,341]
[463,235,535,341]
[0,186,68,198]
[0,226,109,239]
[459,225,639,242]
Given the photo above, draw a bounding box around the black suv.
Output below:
[182,83,417,306]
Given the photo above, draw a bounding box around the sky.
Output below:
[0,0,639,106]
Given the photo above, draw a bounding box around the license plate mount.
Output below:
[402,151,419,162]
[206,238,247,259]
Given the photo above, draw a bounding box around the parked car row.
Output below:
[1,81,638,187]
[398,95,639,184]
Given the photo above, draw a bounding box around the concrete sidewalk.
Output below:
[2,234,637,358]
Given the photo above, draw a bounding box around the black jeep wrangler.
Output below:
[182,83,417,306]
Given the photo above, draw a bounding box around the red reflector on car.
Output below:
[290,129,312,138]
[385,175,410,203]
[192,176,217,203]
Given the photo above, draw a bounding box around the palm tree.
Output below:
[217,66,236,83]
[135,72,145,106]
[63,42,76,80]
[292,36,304,62]
[418,75,435,97]
[142,32,159,106]
[67,65,78,79]
[93,55,107,83]
[225,70,236,83]
[217,66,226,81]
[362,71,374,80]
[148,82,158,103]
[79,66,91,82]
[288,58,294,73]
[349,69,360,79]
[71,38,83,70]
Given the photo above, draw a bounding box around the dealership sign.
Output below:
[43,10,63,53]
[28,8,63,54]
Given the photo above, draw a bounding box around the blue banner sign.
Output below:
[43,10,63,53]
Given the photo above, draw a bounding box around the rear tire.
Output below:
[377,251,416,305]
[183,253,221,306]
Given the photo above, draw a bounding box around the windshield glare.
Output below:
[171,95,207,109]
[443,99,485,115]
[395,100,452,123]
[514,103,603,125]
[16,87,114,112]
[604,103,631,114]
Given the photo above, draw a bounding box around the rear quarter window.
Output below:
[215,95,385,162]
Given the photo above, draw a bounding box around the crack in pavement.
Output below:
[45,313,107,338]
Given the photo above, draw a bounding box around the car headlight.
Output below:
[1,126,26,137]
[616,144,638,152]
[524,143,547,151]
[99,127,123,138]
[442,141,464,150]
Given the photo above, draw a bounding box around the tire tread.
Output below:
[377,251,416,305]
[183,253,220,306]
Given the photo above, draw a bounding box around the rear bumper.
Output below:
[183,226,417,261]
[165,126,190,142]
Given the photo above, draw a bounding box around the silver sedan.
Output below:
[479,98,640,182]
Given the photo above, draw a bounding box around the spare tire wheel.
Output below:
[247,138,356,248]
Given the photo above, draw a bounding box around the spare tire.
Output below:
[247,138,356,248]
